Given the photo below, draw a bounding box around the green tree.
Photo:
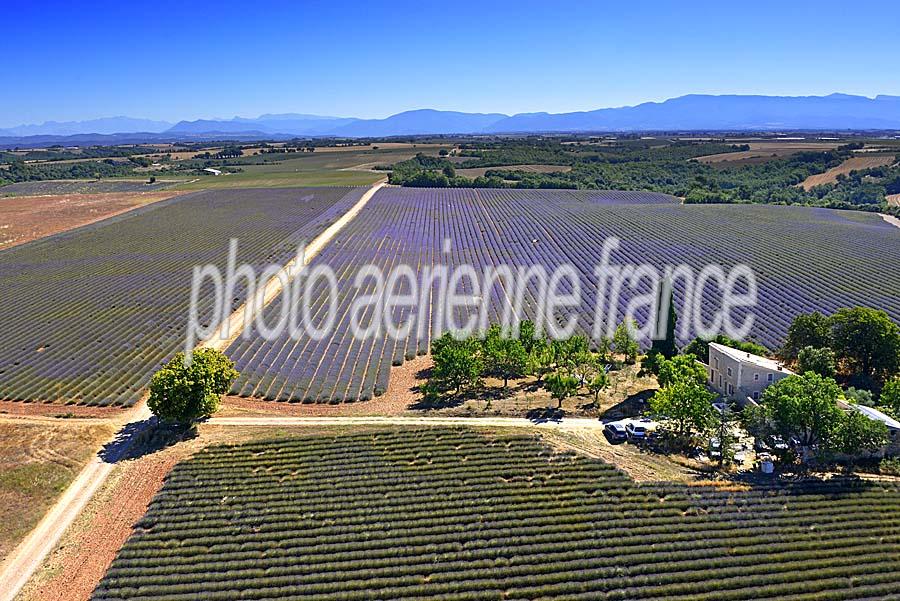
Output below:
[551,335,589,374]
[844,386,874,405]
[758,372,844,457]
[587,371,610,405]
[518,319,539,355]
[613,320,640,364]
[528,340,554,384]
[830,307,900,384]
[880,378,900,415]
[797,346,836,378]
[837,410,888,455]
[147,349,239,424]
[781,311,833,361]
[431,332,483,395]
[657,354,707,388]
[544,372,579,409]
[683,335,767,363]
[573,348,601,387]
[649,381,716,440]
[710,405,739,466]
[483,325,528,388]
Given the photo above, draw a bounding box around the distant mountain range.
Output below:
[3,94,900,146]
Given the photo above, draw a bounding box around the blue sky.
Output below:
[3,0,900,127]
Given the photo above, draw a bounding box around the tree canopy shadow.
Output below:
[599,389,656,420]
[526,406,564,423]
[99,418,197,463]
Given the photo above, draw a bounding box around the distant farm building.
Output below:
[707,342,793,404]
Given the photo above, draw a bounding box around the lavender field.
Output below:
[0,187,364,406]
[229,188,900,403]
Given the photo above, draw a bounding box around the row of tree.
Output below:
[424,320,641,408]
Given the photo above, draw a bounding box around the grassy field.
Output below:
[0,420,115,558]
[93,427,900,600]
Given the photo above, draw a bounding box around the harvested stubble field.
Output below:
[92,428,900,601]
[799,154,897,190]
[0,419,115,558]
[230,187,900,403]
[0,187,364,406]
[0,191,181,249]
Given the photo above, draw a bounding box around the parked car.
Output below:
[626,418,658,441]
[603,421,629,442]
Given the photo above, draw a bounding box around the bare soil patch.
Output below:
[0,421,115,560]
[455,164,572,179]
[0,191,180,249]
[799,155,896,190]
[887,193,900,207]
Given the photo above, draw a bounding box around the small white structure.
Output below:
[707,342,793,404]
[203,167,222,176]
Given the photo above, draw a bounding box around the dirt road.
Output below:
[207,415,605,429]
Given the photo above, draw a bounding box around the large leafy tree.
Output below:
[837,410,888,455]
[797,346,837,378]
[781,311,833,361]
[657,354,707,388]
[830,307,900,384]
[757,372,844,454]
[431,332,483,394]
[148,349,239,424]
[649,381,716,440]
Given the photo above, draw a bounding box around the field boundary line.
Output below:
[0,183,383,601]
[200,182,385,353]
